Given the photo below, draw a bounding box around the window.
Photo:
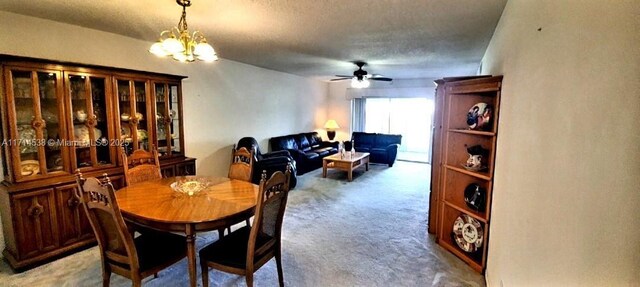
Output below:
[364,97,434,163]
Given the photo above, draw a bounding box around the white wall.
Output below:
[327,79,436,141]
[0,11,328,256]
[481,1,640,286]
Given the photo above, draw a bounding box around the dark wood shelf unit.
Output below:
[0,56,196,271]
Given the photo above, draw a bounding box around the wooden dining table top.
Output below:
[115,176,259,224]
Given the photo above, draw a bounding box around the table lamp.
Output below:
[324,120,340,141]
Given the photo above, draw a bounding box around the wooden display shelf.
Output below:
[444,165,491,180]
[438,238,483,273]
[448,129,495,137]
[430,76,502,274]
[442,168,491,221]
[443,201,486,223]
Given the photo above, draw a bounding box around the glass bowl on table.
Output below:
[170,177,212,196]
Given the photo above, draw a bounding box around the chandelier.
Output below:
[149,0,218,63]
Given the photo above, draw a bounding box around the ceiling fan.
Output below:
[331,61,392,88]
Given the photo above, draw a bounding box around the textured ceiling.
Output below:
[0,0,506,80]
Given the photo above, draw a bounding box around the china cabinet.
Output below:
[429,76,502,273]
[0,56,196,270]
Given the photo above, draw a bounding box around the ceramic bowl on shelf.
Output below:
[74,125,102,146]
[137,129,148,140]
[20,160,40,176]
[461,163,487,172]
[452,214,484,253]
[75,110,87,122]
[120,113,130,121]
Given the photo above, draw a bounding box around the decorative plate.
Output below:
[466,102,492,130]
[453,214,484,253]
[464,183,486,212]
[20,160,40,176]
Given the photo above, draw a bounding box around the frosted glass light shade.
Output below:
[162,37,184,53]
[149,42,170,57]
[194,42,215,56]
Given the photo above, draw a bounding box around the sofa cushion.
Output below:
[311,147,335,156]
[296,134,311,152]
[272,136,298,151]
[355,146,370,153]
[376,134,402,147]
[304,152,319,159]
[353,132,376,148]
[308,133,323,146]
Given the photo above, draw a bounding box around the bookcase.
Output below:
[429,76,502,273]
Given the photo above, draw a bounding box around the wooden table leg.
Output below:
[322,160,327,178]
[348,167,353,182]
[186,224,197,287]
[365,158,369,171]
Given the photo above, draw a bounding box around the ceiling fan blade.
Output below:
[330,78,351,81]
[334,75,354,78]
[370,77,393,82]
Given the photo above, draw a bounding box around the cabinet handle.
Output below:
[86,115,97,127]
[67,196,80,208]
[28,203,44,218]
[31,119,46,129]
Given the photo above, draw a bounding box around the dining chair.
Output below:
[75,171,187,287]
[121,147,162,186]
[228,145,254,182]
[222,145,255,235]
[200,166,292,287]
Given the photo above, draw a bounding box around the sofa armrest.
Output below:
[385,144,400,166]
[253,158,297,188]
[385,143,400,151]
[319,141,339,149]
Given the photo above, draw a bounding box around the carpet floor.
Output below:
[0,161,485,287]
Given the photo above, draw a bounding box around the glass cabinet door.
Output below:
[169,84,183,156]
[152,82,183,157]
[116,79,152,156]
[6,68,69,180]
[66,73,115,170]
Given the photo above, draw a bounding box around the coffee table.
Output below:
[322,152,370,181]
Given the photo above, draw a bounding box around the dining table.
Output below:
[115,176,259,287]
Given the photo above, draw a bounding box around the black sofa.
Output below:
[269,132,339,175]
[352,132,402,167]
[236,137,298,189]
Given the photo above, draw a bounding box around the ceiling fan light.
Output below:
[162,36,184,54]
[362,78,370,88]
[149,42,170,57]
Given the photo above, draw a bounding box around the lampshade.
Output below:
[324,120,340,130]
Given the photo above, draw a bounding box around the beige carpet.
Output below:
[0,161,485,286]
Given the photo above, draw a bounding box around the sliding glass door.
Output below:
[364,97,434,163]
